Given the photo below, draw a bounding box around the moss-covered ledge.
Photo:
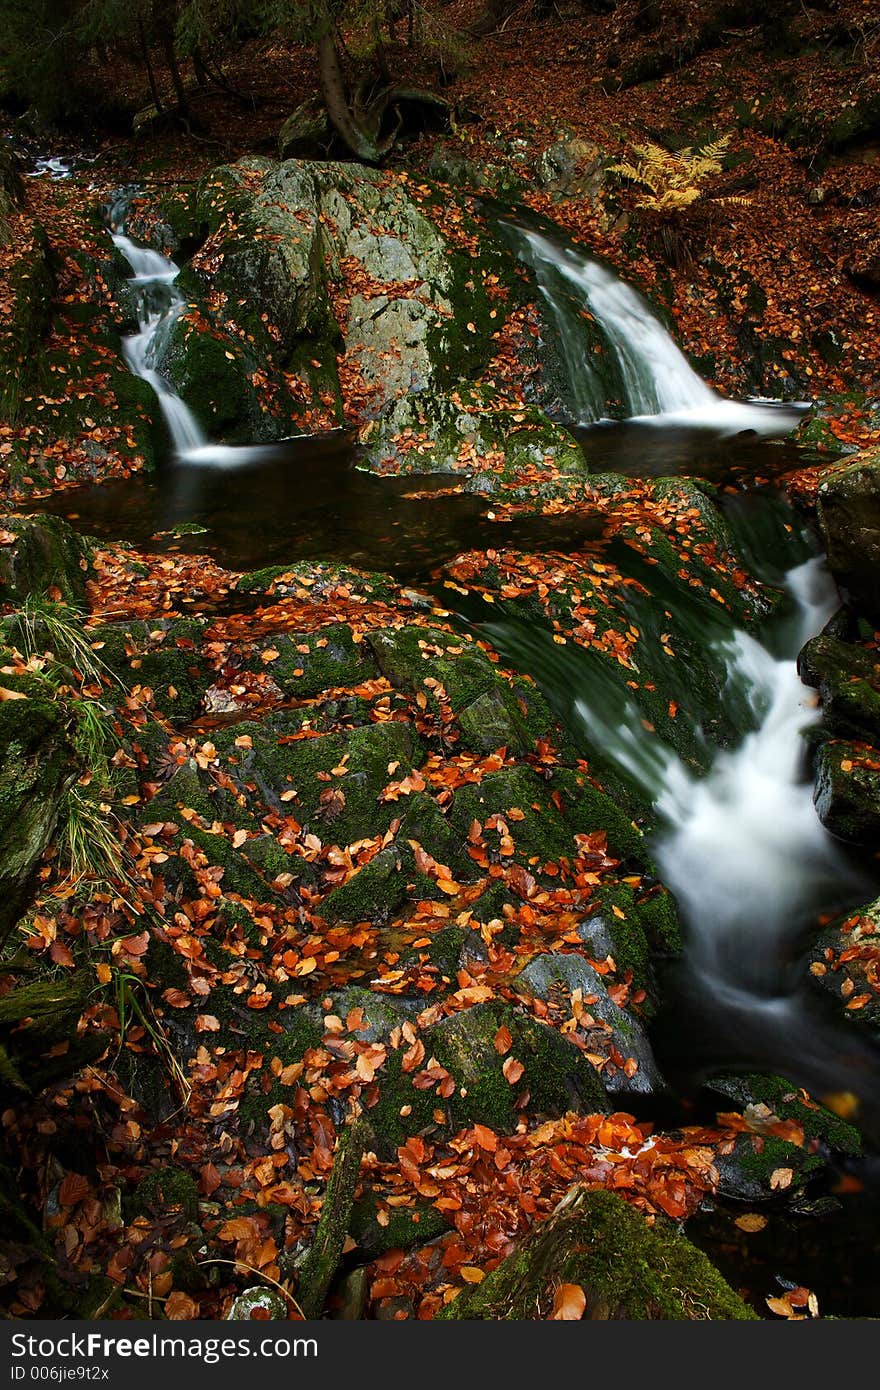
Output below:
[436,1185,757,1320]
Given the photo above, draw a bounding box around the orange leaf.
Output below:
[551,1283,586,1320]
[734,1213,767,1233]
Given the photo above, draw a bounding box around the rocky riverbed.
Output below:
[2,137,880,1321]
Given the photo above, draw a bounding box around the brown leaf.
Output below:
[734,1213,767,1233]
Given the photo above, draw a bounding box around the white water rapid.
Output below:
[112,232,209,457]
[654,558,848,983]
[564,557,879,1109]
[514,227,807,435]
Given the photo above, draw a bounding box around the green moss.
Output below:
[130,1166,199,1222]
[550,767,650,868]
[0,693,79,941]
[813,739,880,844]
[0,514,91,606]
[226,719,425,847]
[711,1072,862,1157]
[427,1000,608,1134]
[799,634,880,744]
[438,1187,756,1320]
[349,1190,449,1259]
[450,765,580,872]
[89,618,211,723]
[250,624,378,699]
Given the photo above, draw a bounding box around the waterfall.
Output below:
[112,232,210,458]
[653,558,849,985]
[509,226,807,435]
[111,225,273,468]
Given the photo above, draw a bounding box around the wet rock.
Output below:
[817,449,880,620]
[0,514,91,605]
[709,1073,862,1160]
[514,951,662,1095]
[813,739,880,845]
[0,695,80,944]
[226,1287,289,1319]
[711,1133,824,1205]
[808,895,880,1034]
[799,633,880,744]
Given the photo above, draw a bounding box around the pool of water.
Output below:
[32,432,610,581]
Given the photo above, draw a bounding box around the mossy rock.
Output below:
[437,1186,757,1319]
[0,695,80,942]
[244,624,378,699]
[712,1133,825,1205]
[709,1072,862,1158]
[0,514,91,605]
[513,951,662,1095]
[448,764,584,873]
[90,617,211,722]
[425,999,608,1134]
[817,450,880,621]
[799,633,880,745]
[548,766,651,869]
[228,718,425,847]
[813,740,880,846]
[349,1190,449,1259]
[129,1166,199,1222]
[808,895,880,1035]
[0,231,54,423]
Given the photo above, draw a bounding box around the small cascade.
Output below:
[111,231,210,458]
[110,220,275,468]
[507,225,807,435]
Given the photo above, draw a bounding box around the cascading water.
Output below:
[112,232,209,458]
[507,225,807,436]
[484,547,880,1122]
[110,218,275,468]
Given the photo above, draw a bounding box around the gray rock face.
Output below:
[514,951,663,1096]
[537,138,607,201]
[147,155,570,453]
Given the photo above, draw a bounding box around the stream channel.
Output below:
[30,196,880,1315]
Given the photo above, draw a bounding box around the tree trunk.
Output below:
[138,16,164,114]
[316,31,396,162]
[159,24,189,113]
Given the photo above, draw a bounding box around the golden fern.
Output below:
[611,134,739,213]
